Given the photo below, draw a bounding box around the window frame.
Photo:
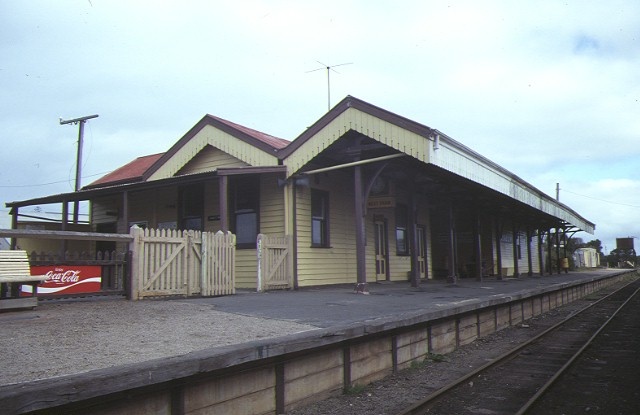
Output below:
[231,176,260,249]
[395,203,409,256]
[178,183,204,231]
[310,189,330,248]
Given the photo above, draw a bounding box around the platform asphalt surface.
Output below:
[192,269,633,328]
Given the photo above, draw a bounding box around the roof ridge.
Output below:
[206,114,290,149]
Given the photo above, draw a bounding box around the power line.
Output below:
[0,171,110,188]
[562,189,640,208]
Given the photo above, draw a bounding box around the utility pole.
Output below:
[556,182,560,201]
[60,114,99,223]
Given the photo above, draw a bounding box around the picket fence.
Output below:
[130,227,235,299]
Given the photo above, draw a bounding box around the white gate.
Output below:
[257,234,292,291]
[131,228,235,299]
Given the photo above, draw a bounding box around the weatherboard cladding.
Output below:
[177,146,249,175]
[295,170,357,286]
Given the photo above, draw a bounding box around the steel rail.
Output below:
[515,284,640,415]
[396,277,640,415]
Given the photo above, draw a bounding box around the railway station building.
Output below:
[5,96,595,291]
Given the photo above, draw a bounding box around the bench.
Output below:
[0,250,48,311]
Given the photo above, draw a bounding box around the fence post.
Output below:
[228,231,236,295]
[201,231,208,296]
[256,234,264,292]
[128,225,144,301]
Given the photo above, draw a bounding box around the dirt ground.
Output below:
[0,297,316,386]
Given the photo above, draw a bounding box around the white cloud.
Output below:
[1,0,640,248]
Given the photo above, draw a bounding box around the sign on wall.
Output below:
[367,197,395,209]
[22,265,102,295]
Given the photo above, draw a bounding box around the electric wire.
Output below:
[561,188,640,208]
[0,171,111,188]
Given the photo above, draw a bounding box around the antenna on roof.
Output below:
[306,61,353,111]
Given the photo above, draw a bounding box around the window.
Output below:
[231,177,260,248]
[178,184,204,230]
[311,189,329,247]
[395,204,408,255]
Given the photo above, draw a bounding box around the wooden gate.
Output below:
[257,234,292,291]
[201,231,236,296]
[131,228,235,299]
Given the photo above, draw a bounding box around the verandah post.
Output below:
[354,165,367,293]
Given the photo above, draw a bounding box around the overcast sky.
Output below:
[1,1,639,253]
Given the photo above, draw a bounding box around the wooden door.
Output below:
[374,219,389,281]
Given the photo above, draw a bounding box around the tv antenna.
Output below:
[307,61,352,111]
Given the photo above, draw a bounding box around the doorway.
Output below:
[417,225,428,279]
[374,217,389,281]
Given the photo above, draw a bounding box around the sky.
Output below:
[1,1,639,254]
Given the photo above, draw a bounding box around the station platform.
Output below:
[197,268,632,328]
[2,268,635,415]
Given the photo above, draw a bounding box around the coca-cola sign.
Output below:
[24,265,102,295]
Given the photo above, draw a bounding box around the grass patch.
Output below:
[410,359,429,370]
[344,384,367,395]
[426,353,446,363]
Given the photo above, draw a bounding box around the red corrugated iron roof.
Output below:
[207,115,290,149]
[85,153,164,189]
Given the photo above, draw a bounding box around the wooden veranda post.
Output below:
[474,210,482,281]
[447,202,457,284]
[495,218,503,280]
[526,228,534,277]
[512,223,519,277]
[354,165,367,293]
[409,190,420,287]
[538,230,545,276]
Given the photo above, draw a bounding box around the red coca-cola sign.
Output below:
[26,265,102,295]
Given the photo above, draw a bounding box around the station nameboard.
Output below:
[367,197,395,209]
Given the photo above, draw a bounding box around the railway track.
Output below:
[397,277,640,415]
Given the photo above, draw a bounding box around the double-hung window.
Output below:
[395,204,409,255]
[311,189,329,247]
[232,177,259,248]
[178,184,204,231]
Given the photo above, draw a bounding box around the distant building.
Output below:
[574,247,599,268]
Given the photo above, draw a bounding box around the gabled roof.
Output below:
[85,114,290,189]
[84,153,164,189]
[143,114,289,181]
[278,95,434,158]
